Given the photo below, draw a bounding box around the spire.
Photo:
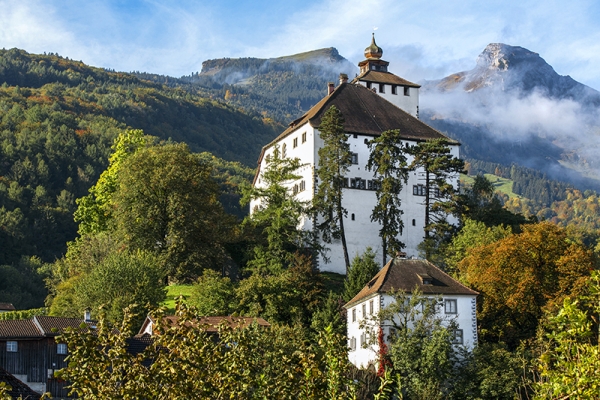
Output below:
[364,33,383,59]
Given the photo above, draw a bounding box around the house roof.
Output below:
[0,367,41,400]
[344,258,478,309]
[0,303,15,312]
[352,70,421,88]
[0,316,90,339]
[138,315,271,336]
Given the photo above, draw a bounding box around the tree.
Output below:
[52,250,165,325]
[536,271,600,399]
[444,218,512,276]
[235,253,323,325]
[189,269,236,316]
[457,174,528,230]
[459,222,595,346]
[74,129,149,236]
[343,247,380,302]
[378,289,460,400]
[240,145,310,275]
[314,105,352,274]
[111,143,234,281]
[57,302,356,399]
[367,129,410,265]
[406,138,464,258]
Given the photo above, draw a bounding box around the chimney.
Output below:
[339,73,348,85]
[84,309,91,322]
[327,82,335,95]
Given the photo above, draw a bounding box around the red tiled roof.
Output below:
[345,258,478,308]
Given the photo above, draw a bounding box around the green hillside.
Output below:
[0,48,266,271]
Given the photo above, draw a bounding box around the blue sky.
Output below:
[1,0,599,90]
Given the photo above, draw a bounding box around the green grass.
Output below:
[162,284,193,314]
[461,173,521,199]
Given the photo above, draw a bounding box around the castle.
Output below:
[251,35,459,274]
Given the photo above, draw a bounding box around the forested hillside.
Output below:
[133,47,357,123]
[0,48,268,308]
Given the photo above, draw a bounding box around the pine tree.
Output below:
[407,138,464,258]
[314,105,352,273]
[367,129,410,265]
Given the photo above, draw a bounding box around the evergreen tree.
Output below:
[314,105,352,273]
[367,129,410,265]
[240,145,310,275]
[407,138,464,259]
[342,248,380,302]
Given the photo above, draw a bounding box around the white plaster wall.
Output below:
[251,122,461,275]
[348,293,477,368]
[347,294,381,368]
[355,81,419,118]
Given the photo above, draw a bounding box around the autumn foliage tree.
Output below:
[459,222,596,346]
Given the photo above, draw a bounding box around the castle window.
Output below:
[412,219,416,226]
[445,299,457,314]
[351,153,358,164]
[368,180,373,190]
[362,303,366,317]
[342,178,349,188]
[350,337,357,351]
[352,308,356,322]
[413,185,426,196]
[293,137,298,148]
[302,132,307,143]
[404,86,410,96]
[353,133,358,138]
[369,300,374,314]
[282,143,287,158]
[293,184,299,195]
[366,82,372,89]
[351,213,355,221]
[452,329,464,345]
[6,341,17,352]
[392,85,397,95]
[379,83,385,93]
[299,180,306,192]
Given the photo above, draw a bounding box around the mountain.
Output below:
[420,43,600,190]
[133,47,357,123]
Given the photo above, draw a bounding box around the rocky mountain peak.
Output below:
[475,43,542,72]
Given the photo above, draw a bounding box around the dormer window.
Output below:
[418,273,433,285]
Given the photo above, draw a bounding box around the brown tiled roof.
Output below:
[0,303,15,311]
[0,316,90,339]
[33,316,89,336]
[140,315,271,335]
[344,258,478,308]
[0,367,41,400]
[0,320,40,338]
[352,70,421,88]
[266,83,455,148]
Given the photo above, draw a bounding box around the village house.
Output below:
[250,35,460,274]
[344,256,478,368]
[0,315,94,398]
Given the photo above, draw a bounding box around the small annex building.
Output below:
[250,35,460,274]
[0,315,94,398]
[344,257,478,368]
